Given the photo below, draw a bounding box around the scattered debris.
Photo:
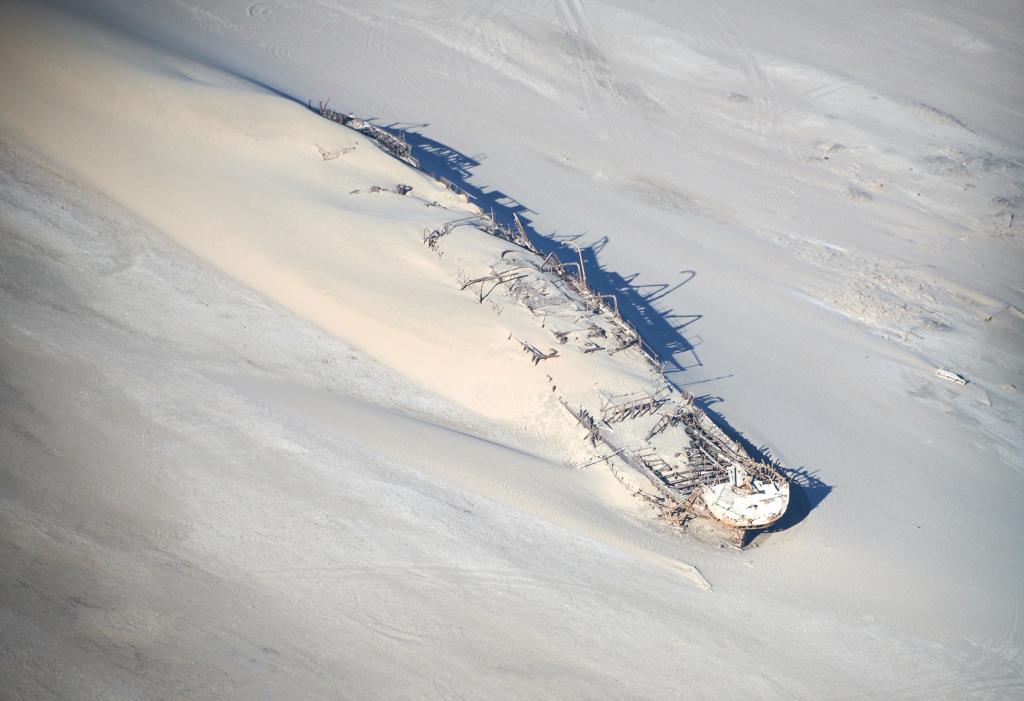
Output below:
[438,176,473,202]
[313,99,419,167]
[315,142,356,160]
[518,339,559,365]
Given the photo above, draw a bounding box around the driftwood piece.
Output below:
[518,339,558,365]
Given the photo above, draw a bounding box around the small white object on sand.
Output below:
[935,368,968,385]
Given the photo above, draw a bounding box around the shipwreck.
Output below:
[314,101,790,541]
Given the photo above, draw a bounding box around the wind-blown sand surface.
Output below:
[2,1,1022,698]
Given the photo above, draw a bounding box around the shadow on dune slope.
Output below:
[393,124,833,533]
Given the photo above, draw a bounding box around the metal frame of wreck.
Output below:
[313,102,788,535]
[314,100,419,168]
[423,212,786,532]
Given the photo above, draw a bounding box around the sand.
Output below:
[2,1,1022,698]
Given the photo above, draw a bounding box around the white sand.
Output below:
[2,1,1022,698]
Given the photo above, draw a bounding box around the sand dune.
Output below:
[2,1,1022,698]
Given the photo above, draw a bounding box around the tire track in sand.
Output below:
[711,4,791,157]
[244,1,295,65]
[555,0,640,150]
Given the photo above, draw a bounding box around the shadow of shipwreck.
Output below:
[354,117,832,530]
[404,130,702,374]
